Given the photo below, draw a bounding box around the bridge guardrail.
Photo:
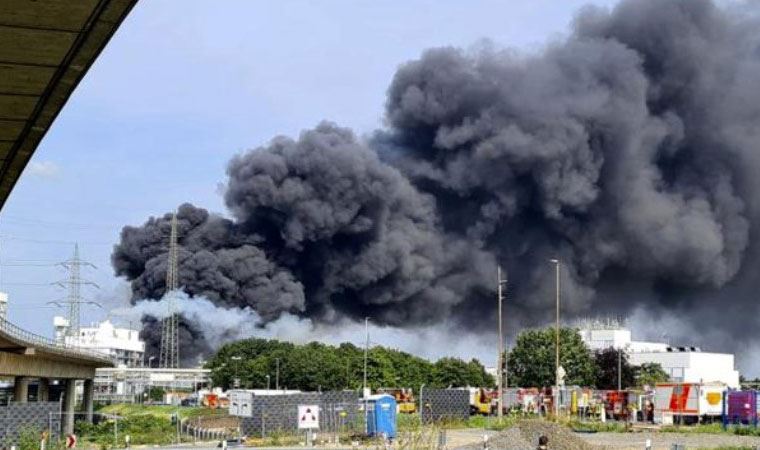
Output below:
[0,316,113,365]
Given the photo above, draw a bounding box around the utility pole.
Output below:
[550,258,560,416]
[497,265,506,418]
[159,213,180,369]
[53,244,99,337]
[617,347,622,391]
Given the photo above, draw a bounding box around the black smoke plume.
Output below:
[113,0,760,367]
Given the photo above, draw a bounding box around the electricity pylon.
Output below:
[159,213,180,368]
[51,244,100,337]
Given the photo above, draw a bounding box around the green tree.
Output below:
[634,362,670,388]
[147,386,165,402]
[207,337,493,391]
[594,347,635,389]
[507,327,595,387]
[432,358,495,387]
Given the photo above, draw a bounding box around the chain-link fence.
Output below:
[419,389,470,423]
[239,391,361,440]
[0,402,61,446]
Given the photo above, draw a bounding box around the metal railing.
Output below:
[0,316,113,365]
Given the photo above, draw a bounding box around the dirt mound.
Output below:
[455,420,604,450]
[515,420,603,450]
[454,428,531,450]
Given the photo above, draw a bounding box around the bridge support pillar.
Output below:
[13,376,28,402]
[63,379,76,435]
[38,378,50,402]
[83,378,94,423]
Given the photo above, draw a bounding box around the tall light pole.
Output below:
[497,265,506,418]
[363,317,370,434]
[550,258,560,416]
[363,317,369,397]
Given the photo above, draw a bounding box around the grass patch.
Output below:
[76,415,179,447]
[660,422,760,436]
[561,418,629,433]
[96,403,225,419]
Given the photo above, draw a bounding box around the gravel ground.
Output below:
[453,422,760,450]
[455,420,602,450]
[578,431,760,449]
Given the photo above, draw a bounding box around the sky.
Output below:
[0,0,622,364]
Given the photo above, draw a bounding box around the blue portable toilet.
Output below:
[366,394,397,439]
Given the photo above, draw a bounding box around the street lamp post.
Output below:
[363,317,370,434]
[266,375,271,391]
[497,265,506,418]
[231,356,242,388]
[550,259,560,417]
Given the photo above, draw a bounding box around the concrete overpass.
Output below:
[1,315,114,430]
[0,0,138,437]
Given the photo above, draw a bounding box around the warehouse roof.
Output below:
[0,0,137,209]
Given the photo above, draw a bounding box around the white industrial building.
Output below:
[0,292,8,320]
[54,317,145,367]
[94,367,211,403]
[578,319,740,388]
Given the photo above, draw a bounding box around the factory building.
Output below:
[578,319,740,388]
[93,367,211,404]
[54,318,145,367]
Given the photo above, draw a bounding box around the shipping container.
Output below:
[654,382,725,424]
[723,390,760,426]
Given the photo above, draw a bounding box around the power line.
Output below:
[0,214,122,229]
[0,263,58,267]
[0,234,112,246]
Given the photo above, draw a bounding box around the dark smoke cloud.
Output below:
[114,125,493,362]
[114,0,760,368]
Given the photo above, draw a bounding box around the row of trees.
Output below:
[207,338,494,391]
[506,327,669,389]
[207,327,669,391]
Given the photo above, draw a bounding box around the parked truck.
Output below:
[467,388,493,415]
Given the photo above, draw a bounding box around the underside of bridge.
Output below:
[0,0,138,438]
[0,0,138,208]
